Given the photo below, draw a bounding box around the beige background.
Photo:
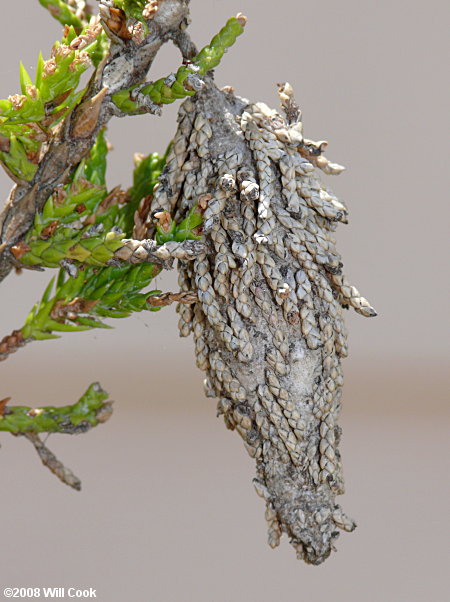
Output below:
[1,1,448,600]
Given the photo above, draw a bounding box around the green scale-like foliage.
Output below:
[0,22,108,181]
[114,0,149,24]
[155,206,203,245]
[0,382,109,434]
[112,15,245,112]
[118,149,167,237]
[20,132,169,269]
[17,128,202,342]
[19,128,162,340]
[38,0,90,32]
[20,130,124,268]
[0,6,247,445]
[21,262,162,341]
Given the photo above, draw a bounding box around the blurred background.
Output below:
[1,1,448,600]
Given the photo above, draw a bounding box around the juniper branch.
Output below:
[0,130,203,361]
[0,0,192,284]
[146,290,197,307]
[38,0,93,32]
[23,432,83,490]
[1,382,113,490]
[0,330,27,361]
[0,235,203,361]
[112,14,246,113]
[0,382,112,434]
[16,236,205,269]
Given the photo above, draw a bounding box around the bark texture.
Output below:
[147,81,375,564]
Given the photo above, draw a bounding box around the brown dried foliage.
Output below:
[0,329,26,361]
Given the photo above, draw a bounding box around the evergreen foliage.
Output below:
[0,2,245,455]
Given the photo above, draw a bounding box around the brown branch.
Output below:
[147,290,197,307]
[0,0,192,284]
[112,238,206,267]
[8,384,113,490]
[23,433,82,490]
